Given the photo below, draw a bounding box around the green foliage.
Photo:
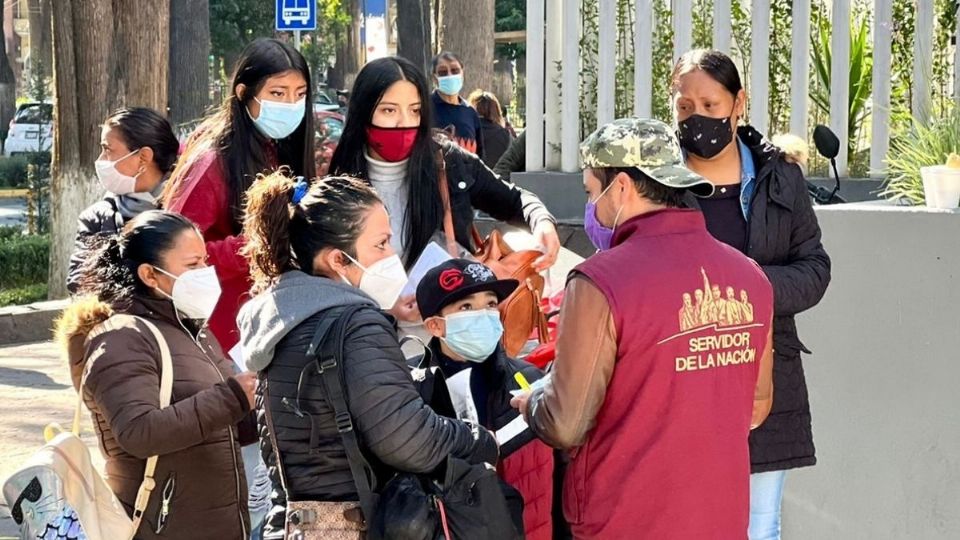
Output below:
[767,0,793,135]
[692,0,713,49]
[650,0,675,121]
[496,0,526,60]
[809,6,873,161]
[24,153,52,235]
[0,225,22,242]
[882,105,960,204]
[209,0,275,71]
[0,283,48,307]
[0,155,29,188]
[0,234,49,289]
[304,0,351,79]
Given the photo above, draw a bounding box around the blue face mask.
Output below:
[437,74,464,97]
[249,97,305,139]
[441,310,503,362]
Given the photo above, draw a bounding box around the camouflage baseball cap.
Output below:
[580,117,715,197]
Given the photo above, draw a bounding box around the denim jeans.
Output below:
[242,444,270,540]
[749,470,787,540]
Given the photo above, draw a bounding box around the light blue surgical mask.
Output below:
[249,97,305,139]
[437,74,464,97]
[440,309,504,362]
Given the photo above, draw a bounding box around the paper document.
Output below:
[401,242,454,297]
[228,342,246,372]
[496,414,529,445]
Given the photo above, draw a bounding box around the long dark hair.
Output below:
[164,38,316,231]
[104,107,180,173]
[329,56,442,268]
[670,49,743,97]
[78,210,200,307]
[242,172,382,292]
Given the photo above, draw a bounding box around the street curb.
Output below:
[0,188,27,199]
[0,299,67,345]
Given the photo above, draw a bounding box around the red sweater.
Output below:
[165,150,250,352]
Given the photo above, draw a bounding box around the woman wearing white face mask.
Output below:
[67,107,179,294]
[236,173,500,538]
[162,37,316,355]
[56,210,259,539]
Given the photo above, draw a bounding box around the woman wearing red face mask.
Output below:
[329,56,560,324]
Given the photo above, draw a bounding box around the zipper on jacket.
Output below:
[188,333,249,539]
[155,473,176,534]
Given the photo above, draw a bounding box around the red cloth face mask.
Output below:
[366,125,418,162]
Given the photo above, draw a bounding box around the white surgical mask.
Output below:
[154,266,222,321]
[249,97,306,140]
[341,253,409,310]
[95,148,141,195]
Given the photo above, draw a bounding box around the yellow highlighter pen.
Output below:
[514,372,532,392]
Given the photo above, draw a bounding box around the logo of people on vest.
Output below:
[661,268,763,373]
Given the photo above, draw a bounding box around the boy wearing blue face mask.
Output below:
[416,259,556,540]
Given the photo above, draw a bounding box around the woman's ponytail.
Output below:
[242,170,302,292]
[76,235,137,305]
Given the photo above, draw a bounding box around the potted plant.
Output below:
[883,106,960,207]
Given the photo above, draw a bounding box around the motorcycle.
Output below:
[808,125,848,205]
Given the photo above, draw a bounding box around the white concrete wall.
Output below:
[787,204,960,539]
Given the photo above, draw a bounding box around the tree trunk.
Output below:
[27,0,53,82]
[48,0,170,299]
[438,0,494,95]
[0,6,16,140]
[396,0,432,76]
[168,0,210,126]
[345,0,363,86]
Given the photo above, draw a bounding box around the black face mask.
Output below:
[677,114,735,159]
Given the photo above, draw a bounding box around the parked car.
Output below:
[313,92,340,113]
[315,111,344,176]
[5,102,53,156]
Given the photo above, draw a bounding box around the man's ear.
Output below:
[423,316,445,339]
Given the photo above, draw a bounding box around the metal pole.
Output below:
[294,30,302,51]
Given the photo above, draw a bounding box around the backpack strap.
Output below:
[75,314,173,535]
[311,305,379,525]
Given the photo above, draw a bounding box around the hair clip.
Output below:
[291,177,309,204]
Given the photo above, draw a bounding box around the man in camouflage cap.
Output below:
[512,117,775,538]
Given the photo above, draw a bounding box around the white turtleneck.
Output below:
[365,151,410,259]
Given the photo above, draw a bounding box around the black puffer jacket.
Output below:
[66,198,124,293]
[237,272,499,538]
[687,126,831,473]
[439,139,554,256]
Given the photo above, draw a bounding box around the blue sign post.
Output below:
[275,0,317,32]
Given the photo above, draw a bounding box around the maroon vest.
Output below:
[565,209,773,539]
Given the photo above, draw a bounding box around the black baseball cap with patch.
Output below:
[417,259,519,319]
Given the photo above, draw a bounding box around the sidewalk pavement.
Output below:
[0,340,100,538]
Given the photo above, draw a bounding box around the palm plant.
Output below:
[882,105,960,204]
[809,12,873,159]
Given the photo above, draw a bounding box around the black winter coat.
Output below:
[258,305,499,538]
[66,197,124,294]
[688,126,832,473]
[439,139,554,256]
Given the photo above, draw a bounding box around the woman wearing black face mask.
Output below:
[671,49,832,540]
[329,56,559,325]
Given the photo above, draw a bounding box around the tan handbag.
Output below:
[2,315,171,540]
[262,382,366,539]
[438,155,550,357]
